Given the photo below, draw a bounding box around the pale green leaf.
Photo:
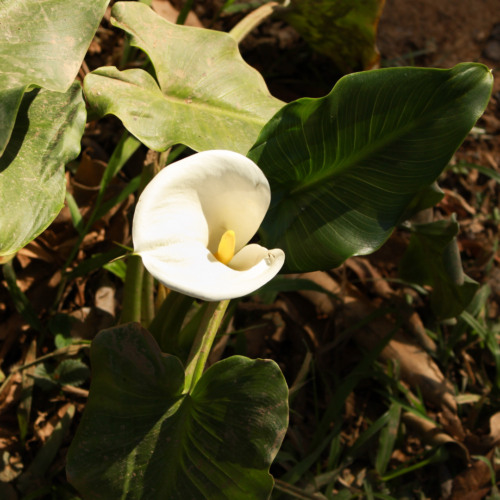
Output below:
[84,1,284,155]
[0,84,86,256]
[0,0,109,155]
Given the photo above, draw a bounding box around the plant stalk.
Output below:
[119,255,144,324]
[141,270,155,328]
[184,299,230,393]
[229,2,280,44]
[176,0,195,25]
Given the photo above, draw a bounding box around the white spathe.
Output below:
[133,150,285,301]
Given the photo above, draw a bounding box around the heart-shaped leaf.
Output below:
[0,0,109,156]
[248,63,493,273]
[67,322,288,500]
[0,84,86,256]
[84,2,284,155]
[399,217,478,320]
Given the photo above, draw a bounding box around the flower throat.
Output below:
[214,230,235,265]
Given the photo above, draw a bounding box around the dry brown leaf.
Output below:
[291,271,457,413]
[34,402,73,444]
[0,451,23,483]
[0,372,22,416]
[17,241,55,264]
[74,149,106,188]
[451,449,496,500]
[349,257,437,352]
[152,0,203,28]
[402,412,469,462]
[465,411,500,455]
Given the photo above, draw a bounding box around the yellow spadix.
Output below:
[214,230,236,265]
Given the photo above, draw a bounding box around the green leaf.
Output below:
[54,359,90,387]
[67,323,288,500]
[398,182,445,223]
[66,246,128,281]
[33,363,59,392]
[0,84,86,256]
[49,313,77,349]
[84,1,284,155]
[282,0,385,72]
[375,403,401,475]
[65,192,84,235]
[103,259,127,281]
[0,0,109,156]
[399,217,479,320]
[2,261,43,332]
[248,63,493,273]
[454,161,500,184]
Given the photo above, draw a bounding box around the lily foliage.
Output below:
[0,1,494,499]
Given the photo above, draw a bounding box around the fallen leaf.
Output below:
[151,0,203,28]
[451,450,497,500]
[290,271,457,413]
[402,412,469,462]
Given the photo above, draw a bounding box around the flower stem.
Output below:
[141,269,155,328]
[184,299,230,394]
[119,255,144,324]
[229,2,280,43]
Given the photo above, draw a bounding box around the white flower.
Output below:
[132,150,285,301]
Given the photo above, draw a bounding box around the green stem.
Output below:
[184,300,230,393]
[120,255,144,324]
[148,291,195,353]
[53,132,141,311]
[149,291,182,341]
[176,0,195,25]
[141,270,155,328]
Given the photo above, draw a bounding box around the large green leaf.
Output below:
[83,1,284,155]
[399,217,478,320]
[282,0,385,72]
[0,84,86,256]
[248,63,493,273]
[0,0,109,156]
[67,323,288,499]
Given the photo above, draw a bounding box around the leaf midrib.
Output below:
[112,16,284,128]
[287,102,449,198]
[103,70,278,128]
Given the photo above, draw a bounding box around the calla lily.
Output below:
[132,150,285,301]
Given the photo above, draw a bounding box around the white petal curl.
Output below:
[132,150,285,301]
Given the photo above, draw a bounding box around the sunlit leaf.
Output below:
[67,322,288,499]
[0,84,86,256]
[84,1,284,155]
[0,0,109,155]
[248,63,493,273]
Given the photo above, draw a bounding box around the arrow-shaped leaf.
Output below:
[0,0,109,155]
[248,63,493,273]
[0,84,86,256]
[84,2,284,155]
